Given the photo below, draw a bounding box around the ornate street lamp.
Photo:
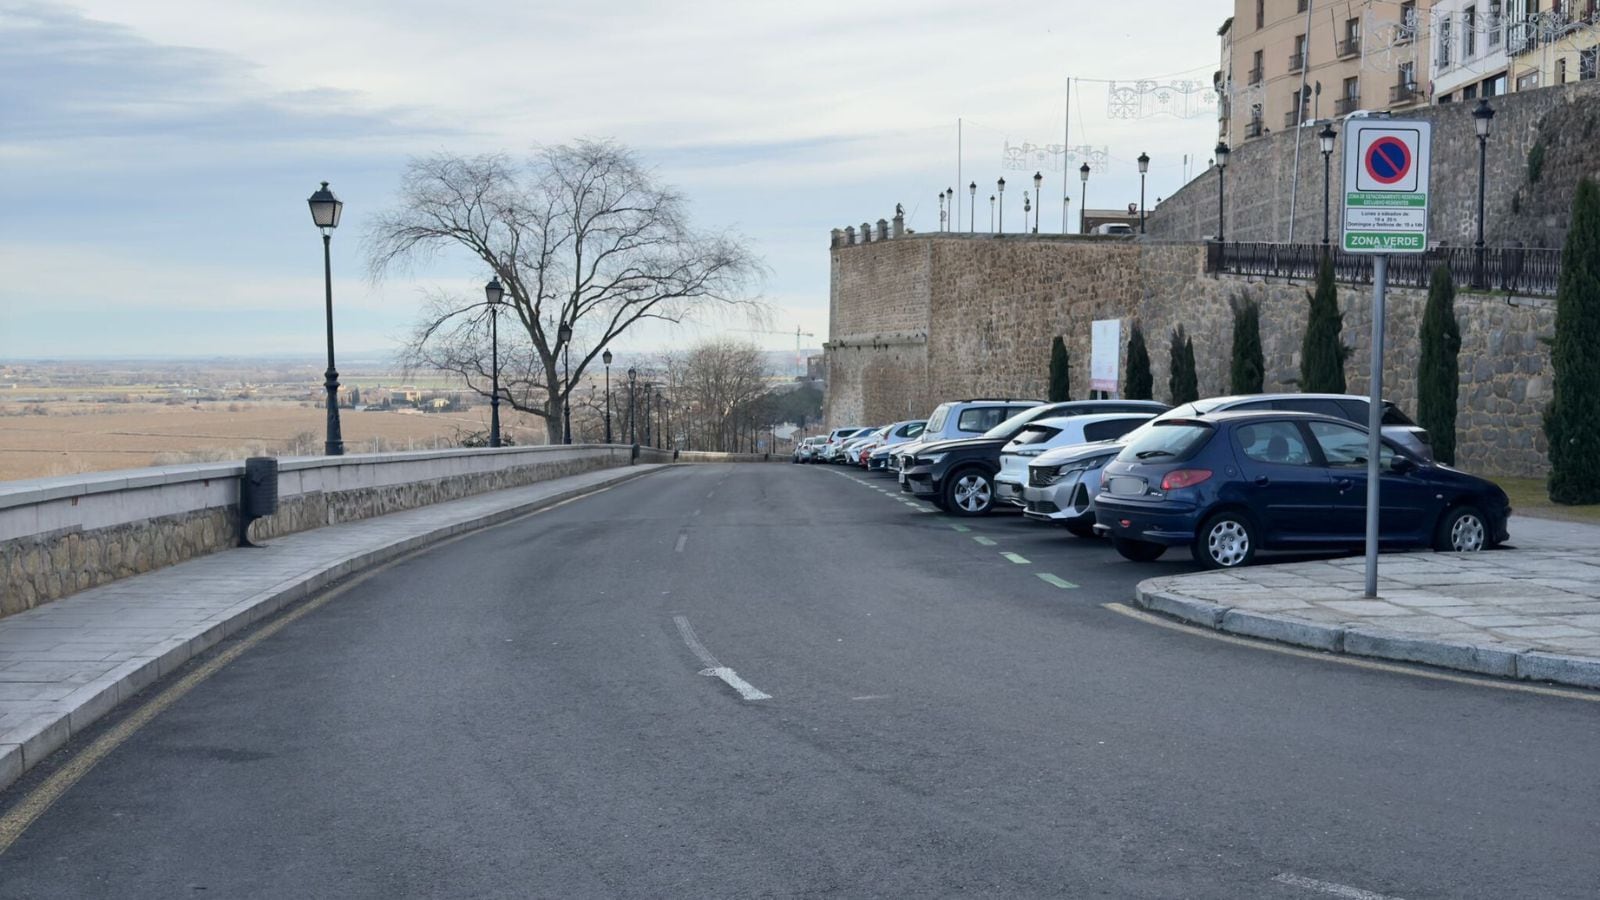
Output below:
[307,181,345,456]
[1023,191,1031,233]
[484,277,504,447]
[938,190,947,232]
[989,194,996,233]
[1032,171,1043,233]
[1078,163,1090,234]
[996,177,1006,235]
[557,321,573,444]
[627,366,638,444]
[1473,98,1496,289]
[968,181,977,232]
[1318,123,1338,251]
[1214,141,1231,242]
[602,348,614,443]
[947,187,954,233]
[1136,153,1150,234]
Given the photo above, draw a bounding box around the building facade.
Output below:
[1220,0,1435,147]
[1503,0,1600,94]
[1431,0,1512,102]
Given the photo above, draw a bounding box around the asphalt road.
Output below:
[2,463,1597,899]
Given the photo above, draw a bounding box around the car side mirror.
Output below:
[1390,455,1415,474]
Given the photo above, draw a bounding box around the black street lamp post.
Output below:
[484,277,504,447]
[1318,124,1337,252]
[989,194,995,233]
[307,182,345,456]
[557,321,573,444]
[1078,163,1090,234]
[968,181,976,232]
[1214,141,1231,242]
[1137,153,1150,234]
[938,190,947,232]
[627,367,638,444]
[602,349,613,443]
[1032,171,1043,233]
[1023,192,1031,233]
[996,178,1005,235]
[1473,98,1496,289]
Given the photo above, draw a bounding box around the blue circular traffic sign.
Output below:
[1365,136,1412,185]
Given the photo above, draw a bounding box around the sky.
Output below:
[0,0,1230,361]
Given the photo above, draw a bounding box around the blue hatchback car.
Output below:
[1093,411,1511,568]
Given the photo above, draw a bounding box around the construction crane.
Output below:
[734,326,817,377]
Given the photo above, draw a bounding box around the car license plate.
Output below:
[1109,476,1146,496]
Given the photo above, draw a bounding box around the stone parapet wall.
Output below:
[826,236,1553,480]
[1147,82,1600,249]
[0,445,637,618]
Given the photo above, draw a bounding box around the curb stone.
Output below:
[1135,577,1600,692]
[0,465,664,795]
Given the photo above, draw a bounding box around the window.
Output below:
[1488,0,1503,46]
[1583,47,1598,81]
[1297,0,1309,12]
[1559,56,1568,83]
[1345,76,1360,100]
[1116,422,1214,463]
[1308,421,1398,469]
[1251,48,1265,84]
[1400,60,1417,88]
[1273,398,1349,418]
[1256,0,1265,29]
[1009,425,1061,446]
[1083,418,1146,442]
[1438,16,1453,68]
[1400,1,1419,40]
[925,403,952,434]
[1464,6,1478,57]
[1463,83,1479,99]
[898,423,925,439]
[958,406,1009,433]
[1234,421,1314,466]
[1291,33,1307,71]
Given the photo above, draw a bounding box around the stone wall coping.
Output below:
[832,232,1141,248]
[0,443,623,513]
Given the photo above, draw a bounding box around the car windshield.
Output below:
[984,407,1048,439]
[926,404,953,434]
[1115,421,1214,462]
[903,423,925,438]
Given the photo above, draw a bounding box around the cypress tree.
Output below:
[1230,295,1265,394]
[1168,326,1199,404]
[1048,335,1071,402]
[1300,253,1349,393]
[1417,265,1462,466]
[1125,324,1153,400]
[1546,178,1600,504]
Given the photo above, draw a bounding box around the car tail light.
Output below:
[1160,469,1213,490]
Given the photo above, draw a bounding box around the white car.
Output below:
[994,414,1154,507]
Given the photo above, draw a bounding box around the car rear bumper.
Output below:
[1093,496,1200,546]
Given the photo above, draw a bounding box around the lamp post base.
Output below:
[324,368,344,456]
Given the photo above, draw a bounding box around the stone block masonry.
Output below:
[826,235,1553,479]
[0,445,641,619]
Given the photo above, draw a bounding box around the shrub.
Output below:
[1546,178,1600,504]
[1417,265,1461,465]
[1048,335,1071,402]
[1168,326,1199,404]
[1230,295,1265,394]
[1300,254,1349,393]
[1125,324,1153,400]
[1528,141,1546,184]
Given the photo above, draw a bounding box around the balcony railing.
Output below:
[1334,95,1360,115]
[1337,36,1361,58]
[1206,242,1562,297]
[1288,52,1305,73]
[1246,119,1265,138]
[1390,82,1418,104]
[1248,66,1264,85]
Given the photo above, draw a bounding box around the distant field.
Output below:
[0,401,551,482]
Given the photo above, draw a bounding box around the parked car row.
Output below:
[817,392,1511,570]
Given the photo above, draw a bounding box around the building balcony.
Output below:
[1248,66,1264,85]
[1334,95,1360,116]
[1337,37,1361,58]
[1288,52,1305,73]
[1245,119,1264,138]
[1285,109,1308,128]
[1389,82,1418,104]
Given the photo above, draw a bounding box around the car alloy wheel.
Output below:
[1436,506,1488,552]
[946,471,994,516]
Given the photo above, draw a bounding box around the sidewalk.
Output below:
[1136,515,1600,691]
[0,464,666,792]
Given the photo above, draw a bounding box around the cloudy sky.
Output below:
[0,0,1229,360]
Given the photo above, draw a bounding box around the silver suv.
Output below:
[890,399,1041,473]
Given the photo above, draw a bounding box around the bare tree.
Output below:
[672,338,770,452]
[367,141,764,443]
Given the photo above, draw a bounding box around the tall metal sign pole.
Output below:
[1341,118,1431,598]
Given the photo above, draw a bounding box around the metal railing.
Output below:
[1337,36,1361,58]
[1206,242,1562,297]
[1248,66,1264,85]
[1288,52,1305,73]
[1246,119,1265,138]
[1334,95,1360,115]
[1390,82,1418,104]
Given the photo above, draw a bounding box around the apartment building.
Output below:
[1431,0,1512,101]
[1219,0,1434,146]
[1502,0,1600,92]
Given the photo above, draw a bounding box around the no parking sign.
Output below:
[1342,120,1431,253]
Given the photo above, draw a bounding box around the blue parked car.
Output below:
[1093,411,1511,568]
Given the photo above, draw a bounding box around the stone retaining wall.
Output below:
[0,445,639,618]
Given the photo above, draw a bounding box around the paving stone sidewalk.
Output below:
[1137,516,1600,690]
[0,464,665,792]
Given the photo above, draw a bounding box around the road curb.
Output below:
[1133,578,1600,693]
[0,465,665,796]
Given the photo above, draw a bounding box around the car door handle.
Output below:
[1254,475,1270,486]
[1335,477,1354,491]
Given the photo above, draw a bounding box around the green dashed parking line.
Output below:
[1001,552,1030,565]
[972,536,997,546]
[949,524,971,532]
[1037,573,1078,589]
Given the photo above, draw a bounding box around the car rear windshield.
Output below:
[1009,424,1062,446]
[1380,403,1417,426]
[1115,421,1214,463]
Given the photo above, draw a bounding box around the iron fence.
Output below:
[1208,242,1562,297]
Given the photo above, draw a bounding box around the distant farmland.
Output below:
[0,401,551,482]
